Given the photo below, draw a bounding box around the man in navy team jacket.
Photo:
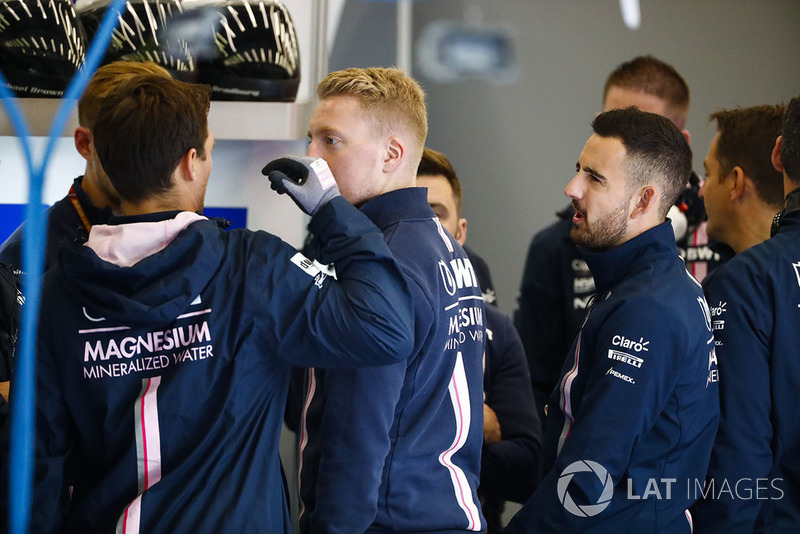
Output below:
[694,97,800,532]
[7,73,415,534]
[506,108,719,533]
[297,67,486,533]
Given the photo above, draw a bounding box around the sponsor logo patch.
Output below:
[611,335,649,352]
[290,253,336,279]
[607,349,643,368]
[606,367,636,384]
[709,301,726,317]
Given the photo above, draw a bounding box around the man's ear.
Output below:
[383,137,404,173]
[772,136,784,174]
[681,128,691,145]
[631,186,657,219]
[454,217,468,246]
[729,166,749,201]
[178,148,198,183]
[74,127,92,161]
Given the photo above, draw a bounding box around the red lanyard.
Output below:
[68,185,92,232]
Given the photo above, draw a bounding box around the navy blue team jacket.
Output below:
[506,222,719,533]
[514,197,731,422]
[694,206,800,532]
[297,187,486,533]
[17,197,415,534]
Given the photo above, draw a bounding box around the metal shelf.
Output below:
[0,98,79,138]
[0,97,315,141]
[207,99,315,141]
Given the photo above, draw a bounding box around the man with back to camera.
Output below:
[693,97,800,532]
[698,104,785,259]
[416,147,541,533]
[6,73,417,533]
[0,61,171,272]
[0,60,171,436]
[504,108,719,533]
[296,67,486,533]
[514,55,727,424]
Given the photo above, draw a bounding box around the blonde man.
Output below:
[296,67,487,533]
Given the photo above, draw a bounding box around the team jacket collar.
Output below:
[359,187,436,229]
[777,206,800,234]
[776,188,800,235]
[108,210,187,225]
[580,221,678,294]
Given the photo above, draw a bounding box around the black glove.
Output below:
[676,174,706,229]
[262,155,341,216]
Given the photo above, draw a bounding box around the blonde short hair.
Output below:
[317,67,428,168]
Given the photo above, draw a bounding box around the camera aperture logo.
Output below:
[558,460,613,517]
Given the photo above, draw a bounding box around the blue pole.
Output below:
[0,0,128,530]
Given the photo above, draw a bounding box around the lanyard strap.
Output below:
[68,184,92,232]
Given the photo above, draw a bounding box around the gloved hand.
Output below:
[262,155,341,216]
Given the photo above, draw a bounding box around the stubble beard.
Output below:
[570,200,630,251]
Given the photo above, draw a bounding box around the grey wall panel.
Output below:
[329,0,800,315]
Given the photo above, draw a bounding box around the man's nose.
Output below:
[564,174,581,199]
